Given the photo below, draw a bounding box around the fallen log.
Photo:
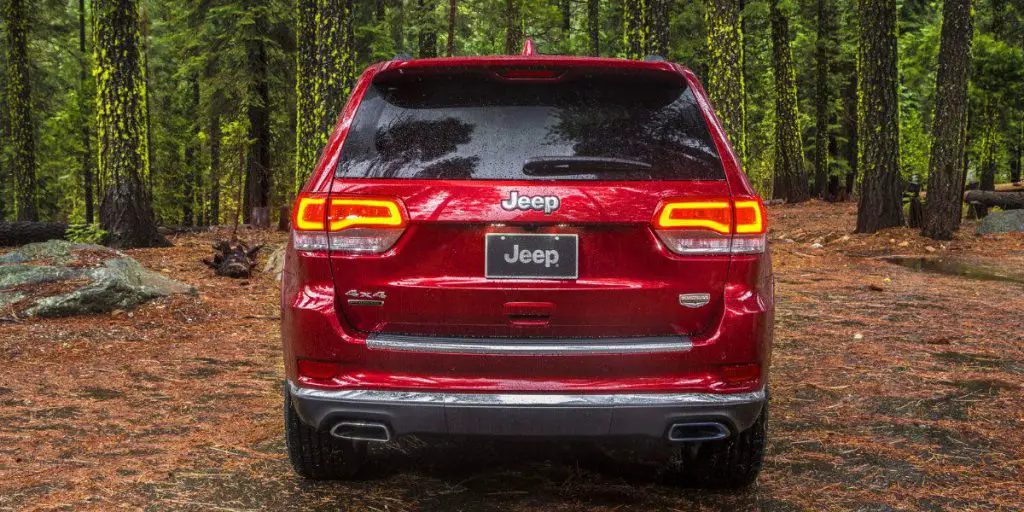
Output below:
[0,222,68,247]
[964,190,1024,210]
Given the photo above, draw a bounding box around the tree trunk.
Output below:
[141,4,154,197]
[183,78,201,226]
[419,0,438,58]
[588,0,599,56]
[855,0,903,233]
[94,0,166,248]
[813,0,834,198]
[647,0,670,57]
[623,0,644,60]
[921,0,973,240]
[78,0,94,224]
[706,0,746,163]
[446,0,457,56]
[209,113,221,225]
[244,7,271,226]
[770,0,810,203]
[504,0,522,54]
[2,0,38,221]
[844,64,858,199]
[963,191,1024,210]
[561,0,570,33]
[294,0,319,192]
[0,222,68,246]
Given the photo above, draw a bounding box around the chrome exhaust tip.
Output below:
[667,422,731,442]
[330,421,392,443]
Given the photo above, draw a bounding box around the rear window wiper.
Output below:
[522,156,652,176]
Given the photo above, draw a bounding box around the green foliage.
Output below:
[2,0,1022,225]
[65,223,108,244]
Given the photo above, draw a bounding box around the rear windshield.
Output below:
[335,74,724,181]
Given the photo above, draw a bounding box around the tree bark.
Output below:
[183,78,201,226]
[964,191,1024,210]
[2,0,38,221]
[647,0,670,57]
[244,6,271,226]
[94,0,166,248]
[855,0,903,233]
[921,0,973,240]
[294,0,319,192]
[209,113,221,225]
[588,0,599,56]
[770,0,810,203]
[0,222,68,246]
[504,0,522,54]
[419,0,438,57]
[446,0,457,56]
[813,0,835,198]
[78,0,95,224]
[706,0,746,163]
[561,0,570,33]
[623,0,645,60]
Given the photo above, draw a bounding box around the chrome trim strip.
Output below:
[365,334,692,356]
[289,382,766,407]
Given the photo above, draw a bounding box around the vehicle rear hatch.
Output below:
[327,63,732,338]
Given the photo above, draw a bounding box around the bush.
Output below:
[65,224,108,245]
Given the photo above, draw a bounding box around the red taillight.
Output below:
[292,193,407,253]
[721,363,761,384]
[297,359,343,383]
[653,197,767,255]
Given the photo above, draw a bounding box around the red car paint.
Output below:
[282,56,773,396]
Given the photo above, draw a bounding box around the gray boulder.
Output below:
[0,240,194,317]
[976,210,1024,234]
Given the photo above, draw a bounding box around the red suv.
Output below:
[281,48,773,488]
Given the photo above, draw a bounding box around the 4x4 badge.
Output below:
[501,190,560,214]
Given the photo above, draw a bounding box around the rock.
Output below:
[263,244,286,281]
[976,210,1024,234]
[0,241,194,318]
[897,241,909,247]
[925,246,936,252]
[810,243,823,249]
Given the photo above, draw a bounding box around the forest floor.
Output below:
[1,202,1022,511]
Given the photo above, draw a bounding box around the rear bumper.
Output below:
[288,381,766,440]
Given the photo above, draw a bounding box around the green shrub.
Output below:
[65,224,109,245]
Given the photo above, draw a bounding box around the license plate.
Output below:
[485,233,578,279]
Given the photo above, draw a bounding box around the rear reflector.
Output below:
[292,193,407,253]
[653,197,767,255]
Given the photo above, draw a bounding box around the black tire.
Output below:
[666,401,768,489]
[284,387,367,480]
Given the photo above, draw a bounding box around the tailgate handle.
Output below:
[504,302,554,326]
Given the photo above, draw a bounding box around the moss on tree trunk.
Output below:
[706,0,746,163]
[3,0,38,221]
[94,0,166,247]
[770,0,809,203]
[921,0,973,240]
[855,0,903,233]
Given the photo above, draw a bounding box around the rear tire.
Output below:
[284,387,367,480]
[665,400,768,489]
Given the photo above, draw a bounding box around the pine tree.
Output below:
[813,0,836,198]
[921,0,974,239]
[623,0,645,59]
[78,0,95,224]
[706,0,746,162]
[94,0,166,247]
[2,0,38,221]
[504,0,522,54]
[588,0,600,56]
[294,0,319,192]
[446,0,457,56]
[243,4,271,226]
[855,0,903,233]
[770,0,809,203]
[419,0,438,57]
[647,0,670,57]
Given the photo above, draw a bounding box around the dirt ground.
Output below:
[1,202,1022,511]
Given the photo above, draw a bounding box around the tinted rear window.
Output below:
[336,74,724,181]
